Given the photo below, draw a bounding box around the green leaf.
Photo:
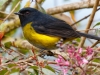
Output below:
[30,66,39,75]
[10,0,20,12]
[18,48,30,54]
[0,64,19,75]
[0,68,8,75]
[9,68,19,74]
[34,69,38,75]
[93,22,100,28]
[7,63,17,68]
[92,58,100,63]
[44,65,55,73]
[28,71,36,75]
[76,38,80,42]
[4,41,12,49]
[30,66,38,70]
[4,28,17,38]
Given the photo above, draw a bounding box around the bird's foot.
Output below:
[56,39,64,49]
[39,50,54,58]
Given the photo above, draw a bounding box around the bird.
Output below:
[14,7,100,50]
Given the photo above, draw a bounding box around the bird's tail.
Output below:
[77,32,100,40]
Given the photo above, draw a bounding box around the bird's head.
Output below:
[15,7,40,27]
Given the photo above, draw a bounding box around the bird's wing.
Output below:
[32,21,80,38]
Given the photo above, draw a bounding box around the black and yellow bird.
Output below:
[15,7,100,50]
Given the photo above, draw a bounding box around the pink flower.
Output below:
[73,48,88,66]
[75,55,88,66]
[86,47,93,55]
[67,45,75,53]
[55,55,64,63]
[63,69,68,75]
[55,55,69,75]
[78,48,82,53]
[55,55,70,66]
[82,58,88,64]
[64,61,70,66]
[55,58,61,63]
[67,45,76,58]
[74,52,79,58]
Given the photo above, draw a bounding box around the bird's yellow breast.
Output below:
[22,22,61,50]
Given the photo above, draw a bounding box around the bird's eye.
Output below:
[25,11,30,15]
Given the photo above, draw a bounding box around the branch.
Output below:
[46,0,100,15]
[0,0,12,11]
[91,40,100,48]
[89,62,100,67]
[0,11,15,19]
[78,0,99,47]
[0,18,20,32]
[13,39,39,51]
[71,7,100,26]
[3,1,21,21]
[34,0,44,9]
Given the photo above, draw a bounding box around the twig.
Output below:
[0,57,33,67]
[78,0,99,48]
[13,39,39,51]
[3,1,21,21]
[34,0,43,9]
[46,0,100,15]
[91,40,100,48]
[77,28,97,32]
[71,7,100,26]
[0,11,15,19]
[0,0,12,11]
[89,62,100,67]
[0,18,20,33]
[87,39,98,48]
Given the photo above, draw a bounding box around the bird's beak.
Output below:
[14,12,23,15]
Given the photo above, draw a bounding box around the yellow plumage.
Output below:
[22,22,61,50]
